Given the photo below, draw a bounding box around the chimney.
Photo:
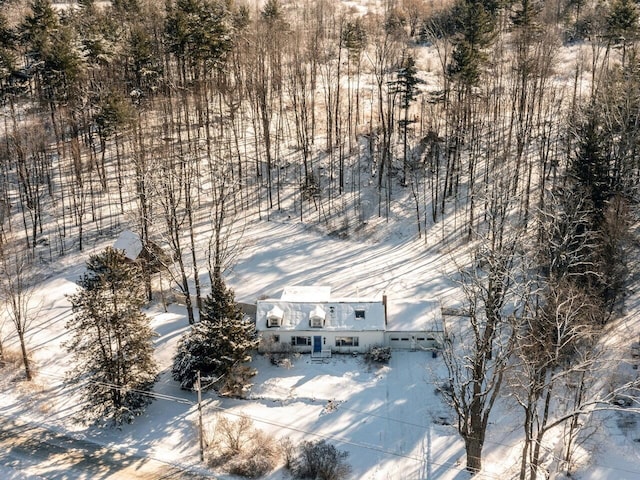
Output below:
[382,293,388,325]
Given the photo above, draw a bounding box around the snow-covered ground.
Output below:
[2,218,640,479]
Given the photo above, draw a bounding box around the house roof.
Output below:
[267,305,284,320]
[385,299,443,332]
[256,300,386,331]
[256,286,441,334]
[310,305,326,320]
[113,230,143,260]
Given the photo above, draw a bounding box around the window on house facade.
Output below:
[309,305,326,328]
[271,334,280,343]
[355,309,365,319]
[266,306,284,328]
[267,317,281,327]
[335,336,359,347]
[291,336,311,346]
[310,317,323,328]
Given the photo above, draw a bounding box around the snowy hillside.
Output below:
[2,0,640,477]
[1,216,640,479]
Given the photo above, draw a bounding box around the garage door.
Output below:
[388,335,412,349]
[387,334,440,349]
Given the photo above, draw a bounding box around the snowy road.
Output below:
[0,415,213,480]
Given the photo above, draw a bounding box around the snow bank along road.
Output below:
[0,415,213,479]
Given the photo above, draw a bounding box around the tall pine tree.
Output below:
[391,54,424,185]
[66,247,157,425]
[447,0,497,88]
[567,107,630,318]
[172,275,258,391]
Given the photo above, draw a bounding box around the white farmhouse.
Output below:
[256,286,443,356]
[256,285,386,356]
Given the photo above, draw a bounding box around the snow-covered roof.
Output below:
[281,285,331,302]
[267,305,284,320]
[310,305,326,320]
[113,230,143,260]
[386,299,443,332]
[256,300,386,331]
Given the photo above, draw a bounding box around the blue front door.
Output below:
[313,336,322,353]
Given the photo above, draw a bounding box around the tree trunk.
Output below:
[464,435,483,473]
[17,329,32,381]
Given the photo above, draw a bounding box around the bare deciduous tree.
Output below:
[511,277,601,480]
[206,152,243,283]
[0,245,38,381]
[440,231,519,472]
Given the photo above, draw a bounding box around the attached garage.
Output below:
[385,299,443,350]
[387,334,440,350]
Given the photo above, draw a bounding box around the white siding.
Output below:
[260,330,384,353]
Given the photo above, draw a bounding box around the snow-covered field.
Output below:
[3,0,640,476]
[2,218,640,479]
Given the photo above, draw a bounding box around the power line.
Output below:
[35,369,496,478]
[36,370,196,406]
[201,399,503,480]
[31,369,640,479]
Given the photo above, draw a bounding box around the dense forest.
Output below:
[1,0,640,476]
[0,0,637,292]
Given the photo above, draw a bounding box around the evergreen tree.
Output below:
[447,0,497,88]
[390,54,424,184]
[41,25,87,105]
[605,0,638,65]
[0,12,20,105]
[342,19,367,55]
[260,0,282,22]
[205,274,243,322]
[127,22,163,93]
[66,247,157,425]
[395,55,423,111]
[95,90,134,153]
[0,13,17,96]
[165,0,233,79]
[21,1,86,106]
[558,107,630,320]
[112,0,140,15]
[172,275,258,391]
[570,110,611,223]
[20,0,59,56]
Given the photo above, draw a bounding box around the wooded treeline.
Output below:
[1,0,640,475]
[0,0,637,274]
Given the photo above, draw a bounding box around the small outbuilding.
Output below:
[113,230,172,272]
[113,230,143,260]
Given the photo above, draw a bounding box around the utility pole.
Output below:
[196,370,204,462]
